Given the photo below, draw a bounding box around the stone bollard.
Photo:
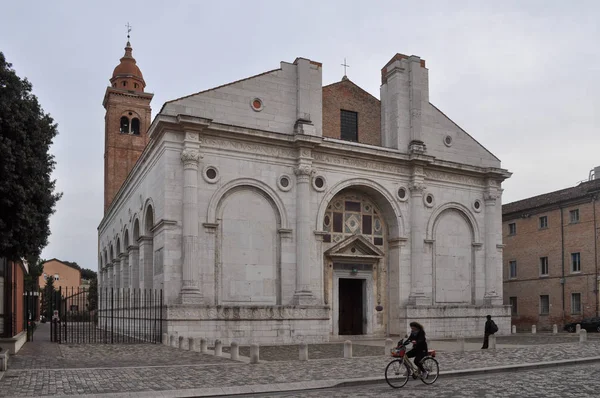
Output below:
[553,324,558,335]
[214,339,223,356]
[580,329,588,343]
[343,340,353,358]
[250,344,260,364]
[489,334,497,350]
[299,342,308,361]
[230,341,239,360]
[189,337,197,352]
[200,338,208,354]
[179,336,188,350]
[0,350,8,371]
[385,338,394,355]
[512,325,516,334]
[531,325,537,334]
[162,333,169,346]
[457,337,465,353]
[170,334,178,348]
[576,324,581,333]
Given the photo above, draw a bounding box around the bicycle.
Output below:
[385,338,439,388]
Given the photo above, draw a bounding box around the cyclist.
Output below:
[404,321,429,378]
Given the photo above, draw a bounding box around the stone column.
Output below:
[292,162,316,305]
[106,264,113,289]
[128,245,140,289]
[408,168,428,305]
[120,253,130,289]
[484,179,502,305]
[138,237,153,290]
[178,134,203,304]
[114,259,121,289]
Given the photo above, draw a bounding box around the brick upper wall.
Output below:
[322,79,381,146]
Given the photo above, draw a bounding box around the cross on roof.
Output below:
[341,58,350,77]
[126,22,132,40]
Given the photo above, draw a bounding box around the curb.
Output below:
[66,355,600,398]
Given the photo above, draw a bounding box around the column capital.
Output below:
[408,181,426,196]
[294,164,315,177]
[181,148,202,168]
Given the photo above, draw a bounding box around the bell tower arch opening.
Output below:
[103,34,154,213]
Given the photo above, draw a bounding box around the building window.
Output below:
[509,260,517,279]
[323,193,384,246]
[540,295,550,315]
[571,252,581,273]
[131,118,140,135]
[120,116,130,134]
[540,257,549,276]
[54,274,59,281]
[508,223,516,235]
[571,293,582,314]
[340,110,358,142]
[570,209,580,223]
[539,216,548,229]
[509,297,518,315]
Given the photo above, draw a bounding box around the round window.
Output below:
[444,135,453,147]
[250,98,264,112]
[398,187,407,200]
[426,194,433,204]
[280,177,289,187]
[206,168,217,180]
[474,200,481,209]
[314,177,324,189]
[473,199,482,212]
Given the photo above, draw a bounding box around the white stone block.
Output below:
[230,341,239,360]
[384,339,393,356]
[299,342,308,361]
[552,324,558,335]
[580,329,587,343]
[214,339,222,356]
[189,337,197,351]
[162,333,169,345]
[170,334,178,348]
[512,325,516,334]
[576,324,581,333]
[531,325,536,334]
[250,344,260,364]
[200,338,208,354]
[343,340,352,358]
[489,334,496,350]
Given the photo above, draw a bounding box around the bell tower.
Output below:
[103,31,153,213]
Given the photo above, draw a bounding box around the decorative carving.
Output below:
[299,148,311,158]
[185,132,200,142]
[408,181,426,194]
[424,170,484,187]
[181,148,202,165]
[202,137,295,158]
[312,152,409,175]
[294,165,314,177]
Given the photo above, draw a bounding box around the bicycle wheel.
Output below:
[420,356,439,385]
[385,359,410,388]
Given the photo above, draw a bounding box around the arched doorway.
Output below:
[321,189,395,337]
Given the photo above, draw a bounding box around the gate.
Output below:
[44,287,163,344]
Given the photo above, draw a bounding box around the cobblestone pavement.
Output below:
[3,326,600,397]
[252,363,600,397]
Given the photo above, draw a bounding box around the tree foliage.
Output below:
[41,274,57,319]
[0,52,62,261]
[81,268,97,281]
[87,277,98,312]
[24,256,44,291]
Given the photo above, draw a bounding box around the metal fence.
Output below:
[44,287,163,344]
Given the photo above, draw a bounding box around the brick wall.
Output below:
[503,198,600,331]
[104,90,152,212]
[322,79,381,146]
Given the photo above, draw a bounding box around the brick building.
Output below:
[0,257,28,354]
[503,174,600,331]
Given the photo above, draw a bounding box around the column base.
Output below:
[408,292,430,306]
[178,288,204,305]
[292,291,317,306]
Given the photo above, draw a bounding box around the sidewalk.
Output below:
[2,330,600,397]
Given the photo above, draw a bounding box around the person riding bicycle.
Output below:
[401,321,429,378]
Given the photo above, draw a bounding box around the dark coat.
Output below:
[409,329,428,352]
[484,319,493,334]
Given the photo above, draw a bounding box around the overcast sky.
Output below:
[1,1,599,270]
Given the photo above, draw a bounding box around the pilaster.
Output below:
[179,131,203,304]
[408,164,429,305]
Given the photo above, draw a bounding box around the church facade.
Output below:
[98,42,511,343]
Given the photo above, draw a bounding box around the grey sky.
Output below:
[1,1,599,271]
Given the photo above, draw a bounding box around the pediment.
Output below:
[324,234,385,259]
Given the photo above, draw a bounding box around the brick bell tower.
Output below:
[103,33,153,213]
